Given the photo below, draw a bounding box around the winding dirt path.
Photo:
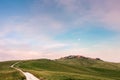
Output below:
[10,62,40,80]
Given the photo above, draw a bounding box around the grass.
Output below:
[0,61,25,80]
[0,57,120,80]
[15,58,120,80]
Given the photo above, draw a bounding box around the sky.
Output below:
[0,0,120,62]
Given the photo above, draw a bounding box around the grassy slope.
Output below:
[15,58,120,80]
[0,57,120,80]
[57,58,120,79]
[0,61,25,80]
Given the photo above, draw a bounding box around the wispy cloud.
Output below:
[54,0,120,31]
[0,14,69,61]
[0,0,120,62]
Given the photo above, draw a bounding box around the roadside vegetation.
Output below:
[0,61,25,80]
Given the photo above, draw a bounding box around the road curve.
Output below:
[10,62,40,80]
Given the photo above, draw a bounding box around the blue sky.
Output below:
[0,0,120,62]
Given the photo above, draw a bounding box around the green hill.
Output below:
[15,55,120,80]
[0,55,120,80]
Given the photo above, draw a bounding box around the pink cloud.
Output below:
[55,0,120,31]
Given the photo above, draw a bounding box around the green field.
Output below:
[0,61,25,80]
[0,56,120,80]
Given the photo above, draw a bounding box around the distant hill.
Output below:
[59,55,102,60]
[0,55,120,80]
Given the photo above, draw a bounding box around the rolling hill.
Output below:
[0,55,120,80]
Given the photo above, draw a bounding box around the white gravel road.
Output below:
[11,62,40,80]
